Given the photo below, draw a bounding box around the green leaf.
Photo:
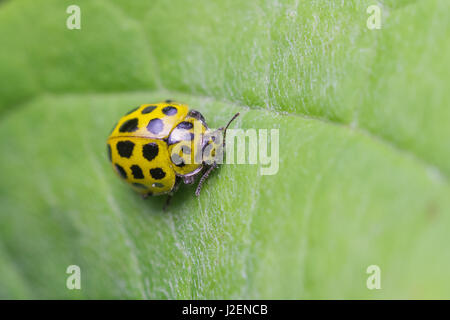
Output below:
[0,0,449,299]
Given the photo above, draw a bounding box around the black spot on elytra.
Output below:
[115,164,127,179]
[116,140,135,158]
[162,106,177,116]
[147,118,164,134]
[130,165,144,179]
[119,118,139,133]
[125,106,139,115]
[150,168,166,180]
[142,143,159,161]
[107,144,112,161]
[132,182,147,189]
[152,182,165,188]
[177,121,193,130]
[142,105,157,114]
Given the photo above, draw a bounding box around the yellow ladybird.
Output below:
[107,100,239,208]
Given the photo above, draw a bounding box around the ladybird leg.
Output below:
[173,176,183,191]
[163,194,172,212]
[163,177,182,211]
[195,163,217,197]
[183,175,196,185]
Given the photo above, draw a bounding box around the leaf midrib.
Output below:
[4,88,447,187]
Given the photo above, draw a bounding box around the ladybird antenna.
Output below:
[223,112,240,145]
[195,112,239,197]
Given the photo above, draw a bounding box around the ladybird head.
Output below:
[201,112,240,166]
[167,110,240,180]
